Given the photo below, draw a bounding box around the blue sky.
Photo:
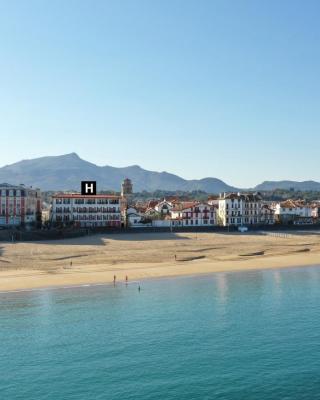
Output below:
[0,0,319,187]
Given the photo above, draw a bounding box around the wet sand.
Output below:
[0,231,319,291]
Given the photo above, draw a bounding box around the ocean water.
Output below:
[1,267,320,399]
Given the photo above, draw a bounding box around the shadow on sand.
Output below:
[16,231,191,246]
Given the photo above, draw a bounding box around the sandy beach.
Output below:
[0,231,320,291]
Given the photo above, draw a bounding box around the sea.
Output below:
[1,266,320,399]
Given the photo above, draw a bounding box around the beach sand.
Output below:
[0,231,320,291]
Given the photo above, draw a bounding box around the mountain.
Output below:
[254,180,320,192]
[2,153,318,193]
[0,153,238,193]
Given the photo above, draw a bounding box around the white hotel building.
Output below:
[51,194,121,228]
[0,183,41,226]
[218,192,263,226]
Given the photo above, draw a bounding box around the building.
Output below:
[154,199,173,215]
[311,202,320,220]
[207,196,220,206]
[274,200,313,224]
[51,194,121,228]
[171,202,217,227]
[126,206,149,227]
[41,209,51,225]
[120,178,134,218]
[0,183,41,227]
[218,192,263,226]
[121,178,133,198]
[260,204,275,225]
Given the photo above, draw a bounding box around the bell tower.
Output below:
[121,178,133,197]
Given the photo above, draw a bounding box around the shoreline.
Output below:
[1,251,319,293]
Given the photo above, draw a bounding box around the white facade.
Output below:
[152,219,171,228]
[171,202,217,227]
[274,201,313,218]
[218,193,263,226]
[154,200,173,215]
[274,200,314,224]
[127,207,149,227]
[311,203,320,219]
[51,194,121,228]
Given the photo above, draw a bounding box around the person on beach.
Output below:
[70,261,72,267]
[174,254,177,261]
[113,275,116,285]
[125,275,128,284]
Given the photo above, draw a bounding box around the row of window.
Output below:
[226,211,258,216]
[226,203,259,209]
[55,198,119,205]
[54,207,120,213]
[226,217,259,224]
[184,219,215,225]
[182,212,215,218]
[76,221,120,227]
[0,189,26,197]
[172,219,215,225]
[281,207,308,212]
[55,215,120,221]
[73,215,120,221]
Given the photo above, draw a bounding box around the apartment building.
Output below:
[260,204,276,225]
[51,194,121,228]
[274,200,313,224]
[0,183,41,227]
[218,192,263,226]
[171,202,217,227]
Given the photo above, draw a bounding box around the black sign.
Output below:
[81,181,96,195]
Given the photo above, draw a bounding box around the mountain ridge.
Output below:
[0,153,319,193]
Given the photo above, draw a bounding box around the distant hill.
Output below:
[0,153,238,193]
[1,153,318,193]
[254,180,320,192]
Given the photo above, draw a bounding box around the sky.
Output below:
[0,0,319,187]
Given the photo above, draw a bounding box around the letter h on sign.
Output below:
[81,181,96,195]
